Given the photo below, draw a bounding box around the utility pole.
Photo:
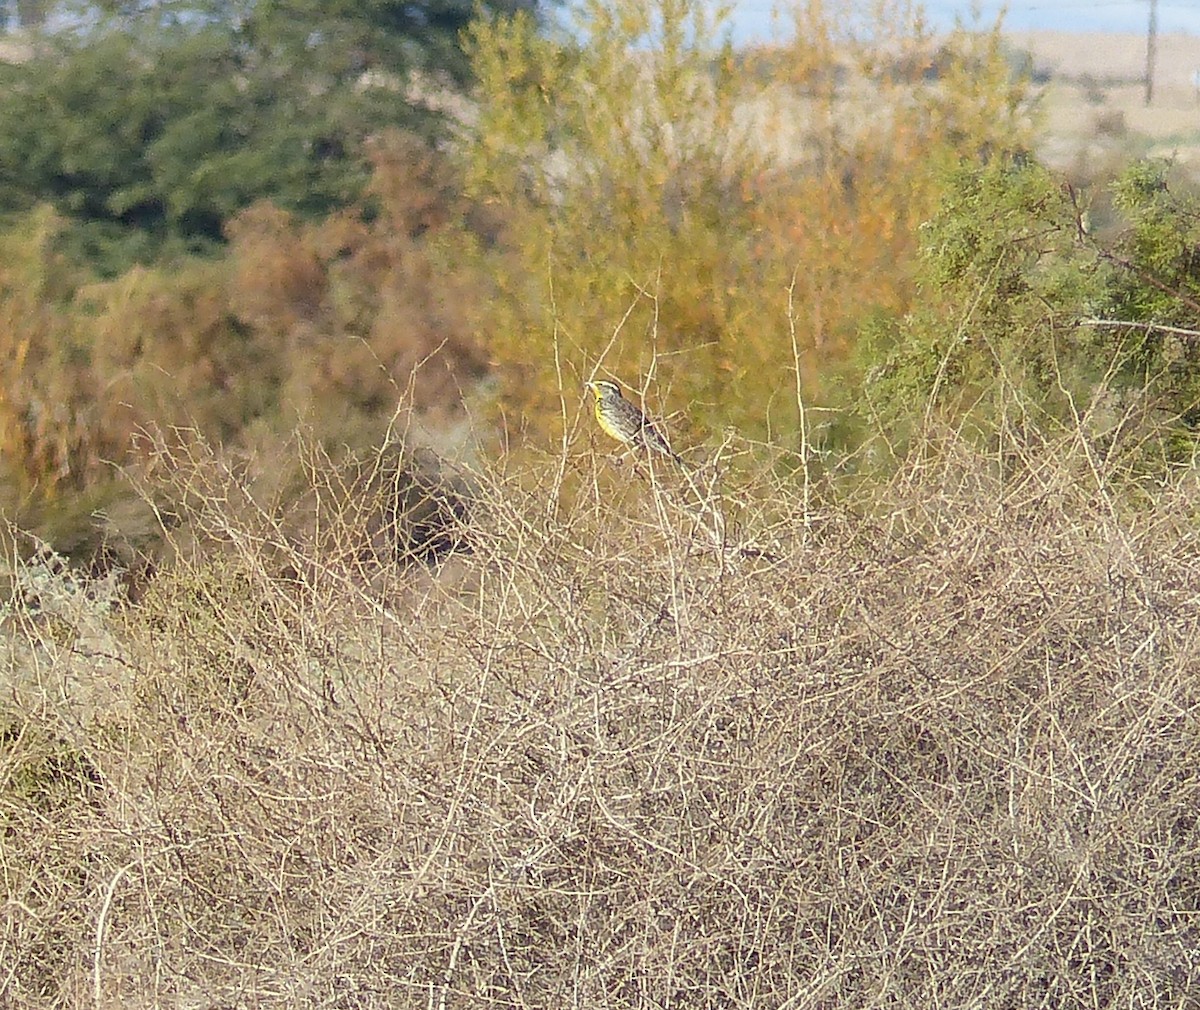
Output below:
[1145,0,1158,105]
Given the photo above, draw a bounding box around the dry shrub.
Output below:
[82,260,251,443]
[2,426,1200,1007]
[226,204,327,339]
[226,131,489,435]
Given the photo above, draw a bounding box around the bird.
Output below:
[584,379,684,466]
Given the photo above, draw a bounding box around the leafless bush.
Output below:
[3,424,1200,1008]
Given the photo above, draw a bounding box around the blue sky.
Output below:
[726,2,1200,44]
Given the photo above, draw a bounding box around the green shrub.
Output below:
[859,156,1200,472]
[0,1,545,274]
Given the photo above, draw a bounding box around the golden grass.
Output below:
[1011,30,1200,172]
[3,425,1200,1007]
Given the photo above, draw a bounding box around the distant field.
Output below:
[1009,30,1200,169]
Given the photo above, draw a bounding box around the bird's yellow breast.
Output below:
[593,398,626,442]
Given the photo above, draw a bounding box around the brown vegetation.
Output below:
[3,425,1198,1005]
[0,132,489,559]
[1013,31,1200,175]
[5,9,1200,1004]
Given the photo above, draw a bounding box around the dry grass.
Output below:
[1009,31,1200,173]
[3,424,1200,1008]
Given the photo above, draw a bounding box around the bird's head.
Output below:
[584,379,623,402]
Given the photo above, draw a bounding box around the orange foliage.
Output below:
[226,205,327,340]
[0,208,117,501]
[465,1,1034,449]
[0,132,490,550]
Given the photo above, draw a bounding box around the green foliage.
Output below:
[1108,160,1200,323]
[0,26,361,270]
[860,156,1200,467]
[0,1,548,273]
[241,0,506,85]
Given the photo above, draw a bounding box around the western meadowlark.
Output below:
[584,380,683,465]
